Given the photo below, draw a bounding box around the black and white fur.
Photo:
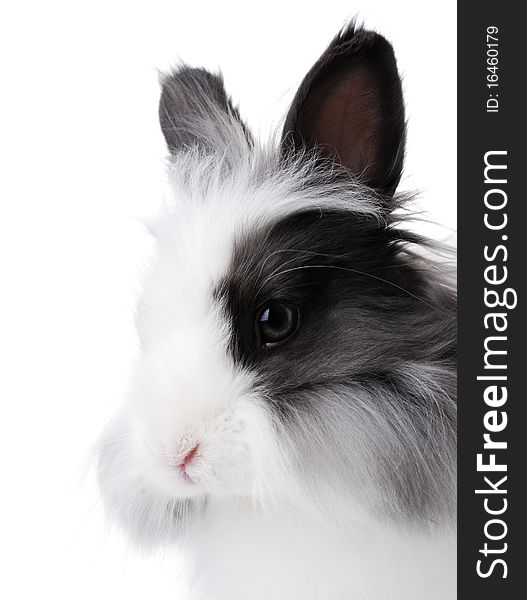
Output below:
[98,25,456,599]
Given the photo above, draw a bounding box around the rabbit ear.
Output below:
[281,25,406,196]
[159,67,251,156]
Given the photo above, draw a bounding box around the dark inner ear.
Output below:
[282,27,406,196]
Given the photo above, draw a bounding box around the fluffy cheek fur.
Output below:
[97,353,290,546]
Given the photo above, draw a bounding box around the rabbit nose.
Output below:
[165,440,200,483]
[165,435,199,466]
[179,443,199,469]
[176,443,199,483]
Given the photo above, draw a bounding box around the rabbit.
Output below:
[98,23,457,600]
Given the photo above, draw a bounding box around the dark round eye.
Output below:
[256,302,300,347]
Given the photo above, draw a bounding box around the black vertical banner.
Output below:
[458,1,525,598]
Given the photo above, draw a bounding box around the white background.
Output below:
[0,1,456,598]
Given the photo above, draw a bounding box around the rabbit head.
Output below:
[98,25,456,548]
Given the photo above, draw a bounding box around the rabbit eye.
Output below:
[256,302,300,347]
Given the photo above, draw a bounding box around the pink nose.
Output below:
[176,443,199,483]
[179,443,199,469]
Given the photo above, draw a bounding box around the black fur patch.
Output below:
[218,210,455,399]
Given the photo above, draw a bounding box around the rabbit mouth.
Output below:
[179,469,194,484]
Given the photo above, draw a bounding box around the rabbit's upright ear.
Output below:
[159,67,251,156]
[282,25,406,196]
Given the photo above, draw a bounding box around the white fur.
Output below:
[185,506,456,600]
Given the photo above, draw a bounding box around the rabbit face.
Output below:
[98,25,456,548]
